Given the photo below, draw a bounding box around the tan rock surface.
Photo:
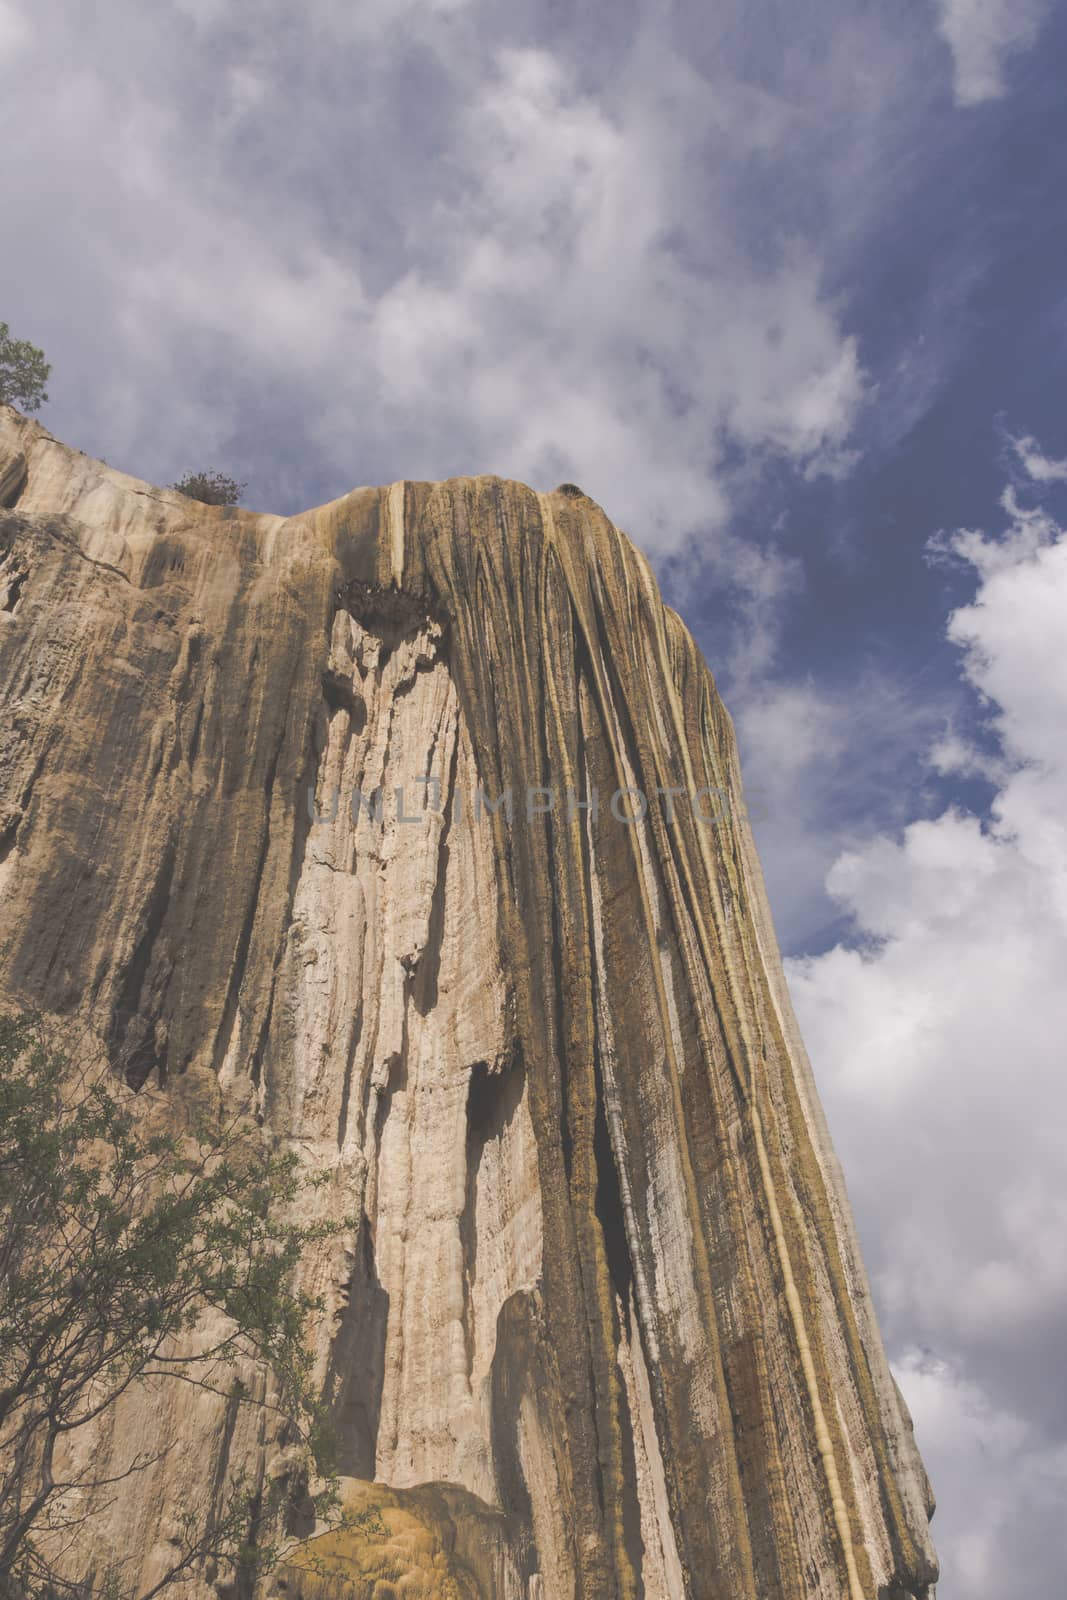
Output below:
[275,1478,521,1600]
[0,405,937,1598]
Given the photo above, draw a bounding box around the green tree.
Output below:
[170,471,246,507]
[0,326,50,415]
[0,1012,344,1600]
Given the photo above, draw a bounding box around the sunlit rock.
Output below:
[0,404,937,1598]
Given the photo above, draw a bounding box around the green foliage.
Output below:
[0,324,50,415]
[0,1012,347,1600]
[169,471,246,507]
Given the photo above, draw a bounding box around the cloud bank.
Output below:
[0,1,867,576]
[787,451,1067,1597]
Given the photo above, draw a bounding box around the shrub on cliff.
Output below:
[0,325,50,415]
[0,1011,345,1600]
[170,470,246,506]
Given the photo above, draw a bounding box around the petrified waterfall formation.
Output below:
[0,406,937,1599]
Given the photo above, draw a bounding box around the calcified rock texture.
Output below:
[0,406,937,1599]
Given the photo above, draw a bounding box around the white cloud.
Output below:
[338,43,867,558]
[734,671,949,952]
[927,726,1003,783]
[1010,431,1067,483]
[787,458,1067,1595]
[933,0,1047,106]
[6,0,975,683]
[0,7,869,607]
[895,1351,1067,1597]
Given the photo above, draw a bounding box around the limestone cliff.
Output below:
[0,405,937,1599]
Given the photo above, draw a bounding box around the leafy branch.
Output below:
[0,1011,350,1600]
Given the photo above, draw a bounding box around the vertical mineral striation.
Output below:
[0,406,937,1598]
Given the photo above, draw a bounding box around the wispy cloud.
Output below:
[932,0,1047,106]
[1010,431,1067,483]
[735,669,951,952]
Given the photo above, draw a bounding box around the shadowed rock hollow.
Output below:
[0,406,937,1599]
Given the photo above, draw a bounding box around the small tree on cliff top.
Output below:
[170,471,246,507]
[0,1011,345,1600]
[0,325,50,415]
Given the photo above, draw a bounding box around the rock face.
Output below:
[0,406,937,1599]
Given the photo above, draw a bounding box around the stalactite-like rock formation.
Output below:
[0,406,937,1599]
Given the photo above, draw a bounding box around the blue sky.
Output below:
[2,2,1066,1594]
